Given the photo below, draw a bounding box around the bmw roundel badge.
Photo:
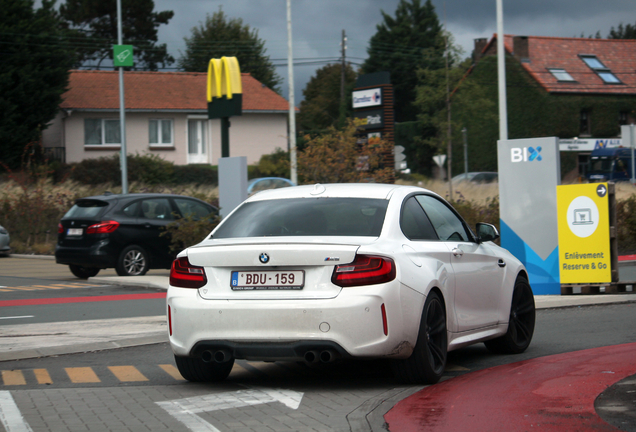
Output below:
[259,253,270,264]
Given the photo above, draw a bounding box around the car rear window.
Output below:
[63,199,109,219]
[212,198,388,238]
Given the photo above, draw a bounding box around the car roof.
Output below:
[74,193,210,204]
[245,183,433,202]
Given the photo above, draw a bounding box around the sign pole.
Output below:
[287,0,297,185]
[631,123,635,184]
[116,0,128,194]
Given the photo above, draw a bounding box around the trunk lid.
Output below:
[187,239,364,300]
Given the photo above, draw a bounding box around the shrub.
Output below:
[162,213,221,255]
[172,164,218,185]
[256,148,291,179]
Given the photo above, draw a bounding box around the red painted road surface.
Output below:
[385,343,636,432]
[0,292,166,307]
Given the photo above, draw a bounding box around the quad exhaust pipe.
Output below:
[201,349,232,363]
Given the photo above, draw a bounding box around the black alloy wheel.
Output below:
[391,290,447,384]
[69,264,100,279]
[484,275,536,354]
[116,245,149,276]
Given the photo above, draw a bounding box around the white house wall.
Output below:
[210,113,288,165]
[56,111,288,166]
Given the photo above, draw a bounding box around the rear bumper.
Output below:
[55,241,116,268]
[167,281,425,361]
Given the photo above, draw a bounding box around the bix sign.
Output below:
[511,146,542,162]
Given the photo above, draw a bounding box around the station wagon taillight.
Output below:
[86,220,120,234]
[332,254,396,288]
[170,256,207,289]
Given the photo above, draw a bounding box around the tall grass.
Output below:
[4,176,636,255]
[0,179,219,255]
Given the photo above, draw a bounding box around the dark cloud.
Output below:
[143,0,636,102]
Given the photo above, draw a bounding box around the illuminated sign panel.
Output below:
[353,109,384,130]
[557,183,611,283]
[352,88,382,108]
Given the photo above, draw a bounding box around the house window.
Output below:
[548,68,575,82]
[149,119,173,146]
[84,119,121,146]
[580,110,591,136]
[579,55,621,84]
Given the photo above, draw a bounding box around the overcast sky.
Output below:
[150,0,635,104]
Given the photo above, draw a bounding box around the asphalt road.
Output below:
[0,256,167,325]
[1,255,635,431]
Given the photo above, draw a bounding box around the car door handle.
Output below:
[498,259,506,268]
[452,248,463,257]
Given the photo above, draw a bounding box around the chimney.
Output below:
[473,38,488,63]
[513,36,530,62]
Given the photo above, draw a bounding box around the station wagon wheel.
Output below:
[116,245,149,276]
[391,290,447,384]
[484,275,535,354]
[174,355,234,382]
[68,265,99,279]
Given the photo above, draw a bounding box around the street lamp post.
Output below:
[462,127,468,175]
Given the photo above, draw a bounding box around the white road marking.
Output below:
[156,386,303,432]
[0,316,34,321]
[0,391,34,432]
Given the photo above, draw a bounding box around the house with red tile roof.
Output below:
[448,34,636,177]
[42,70,290,165]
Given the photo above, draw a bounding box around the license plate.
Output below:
[67,228,83,236]
[231,271,304,290]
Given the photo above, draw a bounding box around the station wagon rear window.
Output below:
[63,200,109,218]
[212,198,388,238]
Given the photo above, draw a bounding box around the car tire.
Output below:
[391,290,447,385]
[69,265,100,279]
[174,355,234,382]
[484,275,536,354]
[116,245,149,276]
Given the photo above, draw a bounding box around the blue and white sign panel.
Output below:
[497,137,561,295]
[352,88,382,109]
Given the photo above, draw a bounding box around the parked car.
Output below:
[452,172,498,184]
[56,193,217,278]
[167,183,535,384]
[0,224,10,255]
[247,177,295,196]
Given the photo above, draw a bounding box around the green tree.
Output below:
[59,0,174,70]
[298,63,357,132]
[0,0,76,170]
[608,23,636,39]
[178,9,282,92]
[362,0,445,122]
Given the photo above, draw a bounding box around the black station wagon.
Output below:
[56,193,216,278]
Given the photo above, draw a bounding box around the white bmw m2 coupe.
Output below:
[167,183,535,384]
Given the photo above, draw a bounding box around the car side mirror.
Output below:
[476,223,499,243]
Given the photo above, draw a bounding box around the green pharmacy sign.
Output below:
[113,45,134,67]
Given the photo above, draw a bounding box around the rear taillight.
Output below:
[170,256,207,289]
[86,220,120,234]
[58,223,63,234]
[331,254,396,288]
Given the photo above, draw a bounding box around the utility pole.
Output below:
[340,29,346,112]
[497,0,508,141]
[116,0,128,194]
[444,2,453,200]
[287,0,297,185]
